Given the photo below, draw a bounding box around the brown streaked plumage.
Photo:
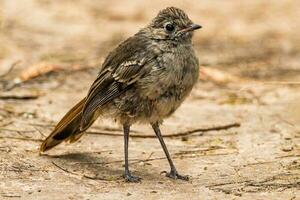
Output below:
[40,7,201,182]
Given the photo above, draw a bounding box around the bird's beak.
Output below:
[181,24,202,33]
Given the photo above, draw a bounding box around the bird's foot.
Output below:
[164,170,190,181]
[123,173,141,182]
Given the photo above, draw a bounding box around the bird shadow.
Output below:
[42,152,122,181]
[42,151,162,182]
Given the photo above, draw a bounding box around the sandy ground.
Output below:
[0,0,299,199]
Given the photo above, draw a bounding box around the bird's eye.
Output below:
[164,23,175,32]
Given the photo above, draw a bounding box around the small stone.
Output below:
[270,129,280,133]
[181,136,188,141]
[138,161,145,166]
[234,193,242,196]
[281,146,293,152]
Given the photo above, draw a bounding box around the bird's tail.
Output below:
[40,98,94,152]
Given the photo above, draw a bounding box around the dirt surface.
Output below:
[0,0,299,199]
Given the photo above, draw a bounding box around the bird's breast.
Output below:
[136,45,199,118]
[138,45,199,99]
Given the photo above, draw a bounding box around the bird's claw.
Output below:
[123,173,141,182]
[165,170,189,181]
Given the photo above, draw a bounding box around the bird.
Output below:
[40,7,201,182]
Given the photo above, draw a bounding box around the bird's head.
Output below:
[145,7,201,43]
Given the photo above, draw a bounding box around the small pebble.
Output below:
[282,146,293,152]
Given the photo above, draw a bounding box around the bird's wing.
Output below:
[80,35,155,129]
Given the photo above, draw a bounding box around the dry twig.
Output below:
[0,93,41,100]
[199,67,244,84]
[2,62,96,90]
[0,60,21,78]
[200,67,300,86]
[52,161,116,181]
[0,136,43,142]
[51,161,78,175]
[87,122,240,138]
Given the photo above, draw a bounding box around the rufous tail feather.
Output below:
[40,98,92,152]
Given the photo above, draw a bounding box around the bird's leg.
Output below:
[123,124,141,182]
[151,122,189,181]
